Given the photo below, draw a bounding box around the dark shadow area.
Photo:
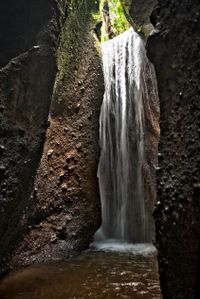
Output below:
[0,0,59,274]
[0,0,52,67]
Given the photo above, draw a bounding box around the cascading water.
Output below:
[97,27,159,243]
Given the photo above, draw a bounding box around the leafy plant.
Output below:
[109,0,130,35]
[99,0,131,42]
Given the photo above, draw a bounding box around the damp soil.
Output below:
[0,244,161,299]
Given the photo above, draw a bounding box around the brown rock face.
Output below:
[0,0,61,274]
[0,0,103,272]
[147,1,200,298]
[8,28,104,267]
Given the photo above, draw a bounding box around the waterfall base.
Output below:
[91,240,156,254]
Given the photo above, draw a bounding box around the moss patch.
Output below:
[56,0,99,85]
[99,0,131,41]
[108,0,130,35]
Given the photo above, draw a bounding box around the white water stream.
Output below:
[97,28,158,243]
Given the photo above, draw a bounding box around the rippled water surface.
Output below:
[0,242,162,299]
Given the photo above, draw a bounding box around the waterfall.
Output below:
[97,28,158,243]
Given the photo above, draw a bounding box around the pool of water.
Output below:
[0,242,162,299]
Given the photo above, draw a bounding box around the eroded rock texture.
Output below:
[8,2,104,269]
[0,0,61,274]
[147,1,200,298]
[9,38,104,268]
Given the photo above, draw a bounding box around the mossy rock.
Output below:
[56,0,99,85]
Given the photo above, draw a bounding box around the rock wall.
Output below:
[130,0,157,36]
[7,1,104,269]
[147,1,200,298]
[0,0,62,274]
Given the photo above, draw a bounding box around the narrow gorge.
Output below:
[0,1,199,299]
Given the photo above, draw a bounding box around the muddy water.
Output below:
[0,243,162,299]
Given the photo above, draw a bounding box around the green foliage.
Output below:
[108,0,130,36]
[98,0,131,42]
[56,0,132,85]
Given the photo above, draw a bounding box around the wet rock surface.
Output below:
[0,0,61,274]
[130,0,160,219]
[147,1,200,298]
